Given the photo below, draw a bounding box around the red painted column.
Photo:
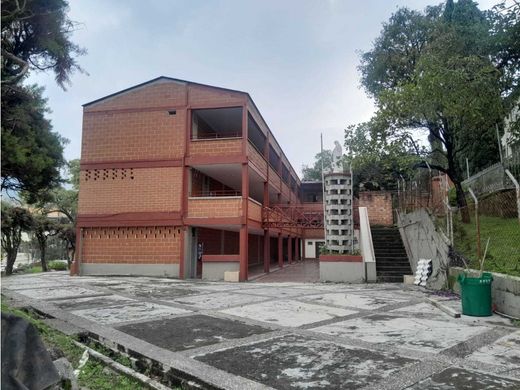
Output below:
[288,236,293,264]
[278,233,283,268]
[239,225,248,281]
[302,237,306,260]
[296,237,300,261]
[263,231,270,273]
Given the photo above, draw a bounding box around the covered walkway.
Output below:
[252,259,319,283]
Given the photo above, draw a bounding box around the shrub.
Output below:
[48,261,68,271]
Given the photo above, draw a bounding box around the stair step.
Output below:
[377,276,405,283]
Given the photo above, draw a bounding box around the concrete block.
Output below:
[403,275,415,285]
[224,271,239,282]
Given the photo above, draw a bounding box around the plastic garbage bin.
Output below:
[457,272,493,316]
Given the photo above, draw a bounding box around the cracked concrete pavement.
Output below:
[2,271,519,389]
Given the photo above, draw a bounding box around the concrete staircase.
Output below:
[371,226,412,283]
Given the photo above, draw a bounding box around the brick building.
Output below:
[73,77,325,281]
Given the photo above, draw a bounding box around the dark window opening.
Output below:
[247,113,266,153]
[191,107,242,140]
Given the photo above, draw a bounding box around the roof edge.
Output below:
[82,76,249,107]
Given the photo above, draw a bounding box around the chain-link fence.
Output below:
[447,190,520,276]
[397,162,520,277]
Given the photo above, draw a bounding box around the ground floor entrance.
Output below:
[252,259,320,283]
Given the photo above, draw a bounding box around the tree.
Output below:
[345,119,423,193]
[31,159,79,266]
[32,214,60,272]
[302,150,332,181]
[1,0,85,88]
[1,202,33,275]
[1,0,84,201]
[1,84,66,201]
[358,0,518,221]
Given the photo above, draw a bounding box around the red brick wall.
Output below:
[82,110,185,163]
[78,167,182,214]
[188,84,245,107]
[187,198,243,218]
[84,81,187,112]
[358,191,394,226]
[248,143,267,175]
[82,226,181,264]
[189,138,242,157]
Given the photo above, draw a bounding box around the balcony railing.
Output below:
[262,205,324,228]
[191,133,241,140]
[191,189,241,197]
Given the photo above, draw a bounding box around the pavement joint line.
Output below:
[296,328,438,360]
[4,274,519,389]
[45,293,113,302]
[3,291,273,390]
[440,326,516,359]
[179,329,290,358]
[359,357,451,390]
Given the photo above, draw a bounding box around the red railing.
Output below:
[190,189,241,197]
[262,205,324,228]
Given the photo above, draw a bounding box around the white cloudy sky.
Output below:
[28,0,497,177]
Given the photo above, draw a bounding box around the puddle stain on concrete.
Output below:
[196,334,416,389]
[221,300,357,327]
[116,314,271,352]
[71,302,191,325]
[312,315,489,353]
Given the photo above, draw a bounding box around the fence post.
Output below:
[505,169,520,225]
[468,187,481,260]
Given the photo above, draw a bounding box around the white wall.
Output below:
[304,239,325,259]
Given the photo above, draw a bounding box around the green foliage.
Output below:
[1,85,66,201]
[357,0,519,212]
[453,215,520,276]
[1,0,85,88]
[0,300,84,365]
[302,150,332,181]
[1,202,34,275]
[0,301,146,390]
[1,0,84,201]
[48,260,68,271]
[345,119,423,192]
[32,214,61,272]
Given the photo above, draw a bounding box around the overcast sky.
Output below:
[28,0,497,178]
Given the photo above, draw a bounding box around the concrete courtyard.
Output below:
[2,269,520,389]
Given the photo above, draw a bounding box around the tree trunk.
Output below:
[40,245,48,272]
[5,251,17,275]
[453,176,470,223]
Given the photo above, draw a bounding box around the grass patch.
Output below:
[1,299,147,390]
[453,216,520,276]
[78,361,142,390]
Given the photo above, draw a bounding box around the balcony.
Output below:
[187,197,243,219]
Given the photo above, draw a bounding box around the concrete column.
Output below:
[239,225,248,281]
[263,230,270,273]
[278,233,283,268]
[288,236,293,264]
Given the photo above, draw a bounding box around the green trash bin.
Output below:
[457,272,493,316]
